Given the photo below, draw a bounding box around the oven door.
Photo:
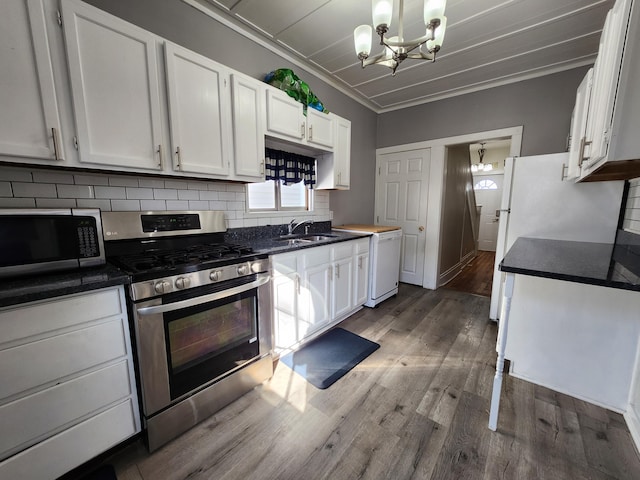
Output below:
[133,272,271,417]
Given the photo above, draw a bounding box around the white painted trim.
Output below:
[376,126,523,292]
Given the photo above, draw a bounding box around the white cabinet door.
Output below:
[265,88,304,140]
[306,109,334,149]
[331,256,353,319]
[231,73,265,180]
[272,270,299,350]
[0,0,64,161]
[165,42,231,177]
[566,68,593,180]
[354,252,369,307]
[299,246,331,336]
[62,0,163,170]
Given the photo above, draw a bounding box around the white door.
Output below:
[473,174,503,252]
[231,73,264,180]
[62,0,163,170]
[0,0,65,162]
[375,149,431,285]
[165,42,231,177]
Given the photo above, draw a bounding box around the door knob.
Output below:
[418,226,425,232]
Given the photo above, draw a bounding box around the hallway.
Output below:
[443,250,496,297]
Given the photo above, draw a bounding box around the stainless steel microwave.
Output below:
[0,209,105,278]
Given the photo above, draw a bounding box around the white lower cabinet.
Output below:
[0,286,141,480]
[272,239,369,351]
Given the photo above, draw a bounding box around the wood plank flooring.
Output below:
[94,284,640,480]
[443,250,495,297]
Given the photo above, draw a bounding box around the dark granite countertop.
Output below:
[0,263,130,308]
[499,236,640,291]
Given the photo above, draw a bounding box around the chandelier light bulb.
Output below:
[354,25,373,57]
[372,0,393,31]
[424,0,447,25]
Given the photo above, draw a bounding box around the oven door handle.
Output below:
[136,273,270,316]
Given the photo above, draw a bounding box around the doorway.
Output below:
[375,126,522,290]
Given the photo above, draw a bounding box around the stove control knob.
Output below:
[209,270,221,282]
[175,276,191,289]
[237,264,249,276]
[154,280,171,294]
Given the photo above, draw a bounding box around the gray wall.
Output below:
[439,145,475,279]
[377,67,589,156]
[84,0,378,226]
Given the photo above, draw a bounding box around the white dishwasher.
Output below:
[333,225,402,307]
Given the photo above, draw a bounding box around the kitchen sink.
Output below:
[275,233,337,245]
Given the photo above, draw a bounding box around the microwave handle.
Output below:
[136,273,270,316]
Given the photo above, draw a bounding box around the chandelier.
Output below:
[354,0,447,76]
[471,143,493,173]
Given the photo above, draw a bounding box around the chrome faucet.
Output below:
[288,219,314,235]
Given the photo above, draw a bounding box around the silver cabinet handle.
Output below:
[136,273,270,315]
[51,127,61,161]
[157,144,163,168]
[308,125,313,140]
[176,146,182,168]
[301,123,305,138]
[260,160,265,175]
[335,263,340,279]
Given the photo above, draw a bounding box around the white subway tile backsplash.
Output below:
[198,190,218,201]
[164,179,189,189]
[188,200,209,210]
[0,182,12,197]
[0,166,332,228]
[166,200,189,210]
[126,187,154,200]
[36,198,77,208]
[76,199,112,211]
[0,197,36,208]
[154,188,178,200]
[95,186,126,199]
[109,176,139,187]
[218,191,236,201]
[32,171,74,184]
[0,168,32,182]
[138,178,165,188]
[73,174,109,186]
[12,182,57,198]
[178,189,199,200]
[57,184,94,199]
[111,199,141,211]
[140,200,167,210]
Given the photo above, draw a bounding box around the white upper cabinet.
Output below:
[306,108,334,149]
[62,0,164,171]
[265,87,335,151]
[231,73,265,180]
[316,116,351,190]
[577,0,640,181]
[165,42,231,177]
[0,0,65,162]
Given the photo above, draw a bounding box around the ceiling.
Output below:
[186,0,613,113]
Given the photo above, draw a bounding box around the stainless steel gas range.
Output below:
[102,210,273,452]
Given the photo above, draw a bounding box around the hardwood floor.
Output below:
[444,250,495,297]
[99,284,640,480]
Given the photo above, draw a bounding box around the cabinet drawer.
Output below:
[0,319,128,401]
[0,287,124,347]
[0,398,139,480]
[332,241,354,261]
[0,360,133,461]
[272,252,297,276]
[355,238,370,254]
[302,244,331,268]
